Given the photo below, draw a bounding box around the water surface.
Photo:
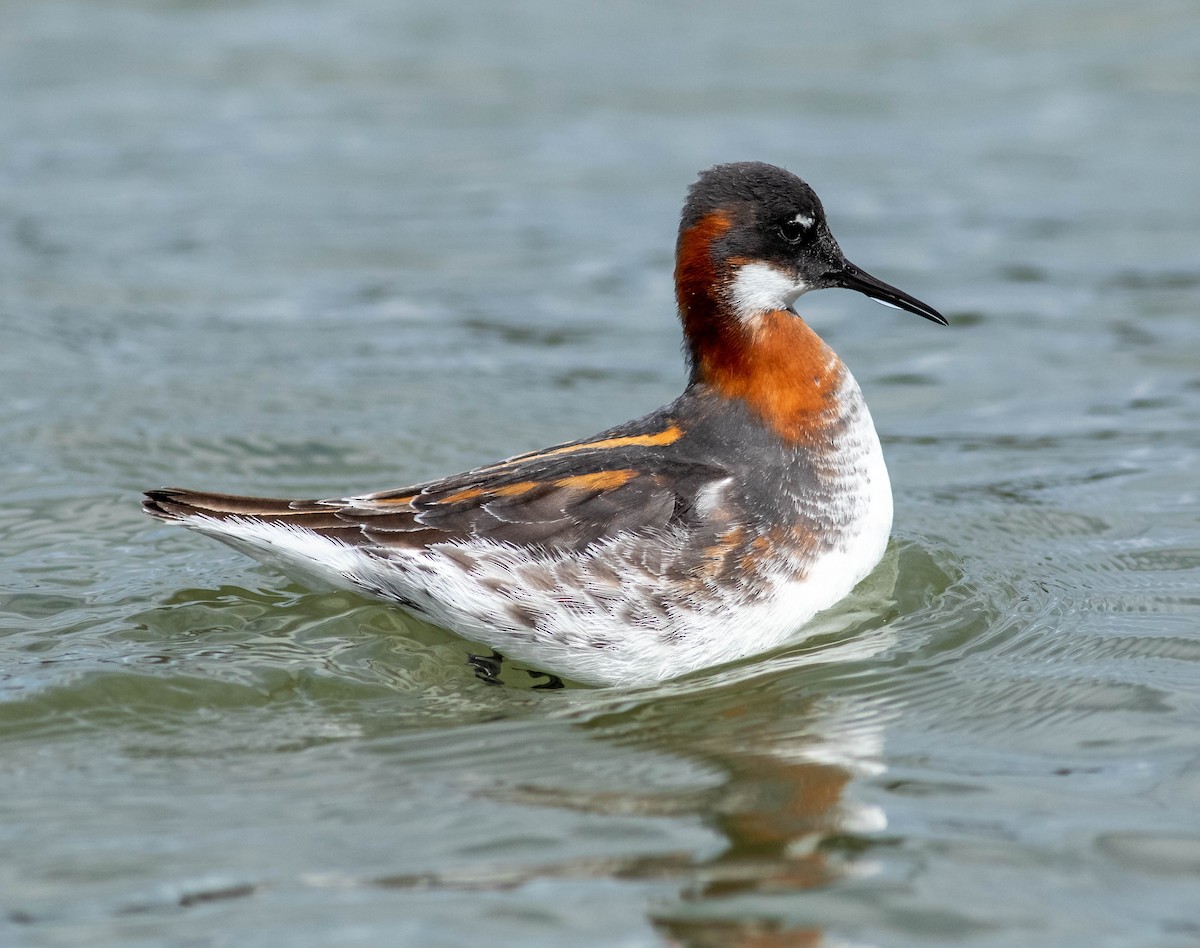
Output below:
[2,1,1199,944]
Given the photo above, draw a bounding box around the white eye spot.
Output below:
[778,213,815,245]
[730,262,809,322]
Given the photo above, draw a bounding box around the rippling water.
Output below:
[3,0,1199,944]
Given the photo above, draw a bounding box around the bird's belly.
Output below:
[360,396,894,686]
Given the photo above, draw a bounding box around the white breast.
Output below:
[762,370,893,628]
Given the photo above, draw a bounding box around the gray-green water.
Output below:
[3,1,1199,944]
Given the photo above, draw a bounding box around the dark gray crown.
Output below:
[680,162,825,232]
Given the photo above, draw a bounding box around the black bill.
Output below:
[835,261,948,326]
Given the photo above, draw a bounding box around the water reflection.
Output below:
[376,649,894,946]
[585,670,890,946]
[109,549,909,943]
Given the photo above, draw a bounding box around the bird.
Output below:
[144,161,946,687]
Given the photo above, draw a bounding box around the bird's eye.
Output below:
[778,214,814,245]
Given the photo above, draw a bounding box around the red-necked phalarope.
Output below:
[144,161,947,686]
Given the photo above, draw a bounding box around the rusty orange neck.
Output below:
[675,213,846,443]
[692,310,845,442]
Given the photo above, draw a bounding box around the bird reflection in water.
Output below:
[379,650,893,948]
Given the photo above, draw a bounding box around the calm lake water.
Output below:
[3,1,1199,945]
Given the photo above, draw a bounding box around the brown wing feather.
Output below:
[144,409,730,553]
[343,465,693,552]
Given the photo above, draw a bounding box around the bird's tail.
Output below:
[142,488,346,529]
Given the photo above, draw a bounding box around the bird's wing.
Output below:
[144,417,731,554]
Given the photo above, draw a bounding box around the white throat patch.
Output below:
[729,262,809,325]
